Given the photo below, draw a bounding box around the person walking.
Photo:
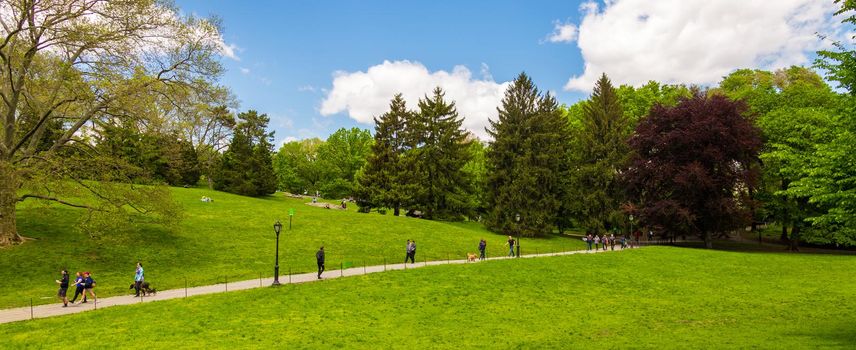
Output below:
[316,246,325,279]
[82,271,96,303]
[133,262,145,297]
[55,270,70,307]
[610,233,616,251]
[69,272,85,304]
[506,236,516,257]
[478,239,487,261]
[585,233,593,251]
[405,240,414,264]
[410,240,417,263]
[594,235,601,251]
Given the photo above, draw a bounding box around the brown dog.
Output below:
[467,253,477,262]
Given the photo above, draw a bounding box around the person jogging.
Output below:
[55,270,70,307]
[133,262,145,297]
[69,272,85,304]
[316,246,325,279]
[82,272,96,303]
[478,239,487,261]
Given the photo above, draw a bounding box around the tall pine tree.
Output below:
[357,94,411,215]
[570,73,631,234]
[410,87,473,220]
[215,110,277,196]
[485,73,570,237]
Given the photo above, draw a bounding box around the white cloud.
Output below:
[218,41,241,61]
[239,67,250,74]
[563,0,843,91]
[320,60,510,139]
[298,85,317,92]
[544,20,578,43]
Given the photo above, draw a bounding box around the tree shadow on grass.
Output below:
[672,240,856,256]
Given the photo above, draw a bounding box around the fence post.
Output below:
[447,253,450,264]
[259,272,262,287]
[384,257,386,271]
[30,298,33,320]
[225,275,228,292]
[185,278,188,298]
[340,262,343,277]
[289,267,292,284]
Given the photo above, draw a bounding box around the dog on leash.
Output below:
[129,282,157,296]
[467,253,477,262]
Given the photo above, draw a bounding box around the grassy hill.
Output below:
[1,186,582,308]
[3,247,854,348]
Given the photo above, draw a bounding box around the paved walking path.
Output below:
[0,245,636,324]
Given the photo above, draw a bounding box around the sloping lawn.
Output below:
[1,187,582,308]
[3,247,855,348]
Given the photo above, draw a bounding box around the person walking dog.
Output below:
[133,262,145,297]
[316,246,325,279]
[478,239,487,261]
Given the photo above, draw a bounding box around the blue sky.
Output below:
[174,0,841,144]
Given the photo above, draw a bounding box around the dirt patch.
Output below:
[305,202,346,210]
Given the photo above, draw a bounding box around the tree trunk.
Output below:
[0,160,22,246]
[703,231,713,249]
[780,225,789,243]
[789,225,800,252]
[394,204,400,217]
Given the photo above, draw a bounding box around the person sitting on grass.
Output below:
[55,270,70,307]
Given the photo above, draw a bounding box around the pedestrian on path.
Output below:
[316,246,325,279]
[410,240,417,263]
[55,270,69,307]
[133,262,144,297]
[82,272,96,303]
[404,240,414,264]
[69,272,85,304]
[603,235,609,251]
[594,235,601,250]
[506,236,516,257]
[478,239,487,261]
[610,234,616,251]
[585,233,593,251]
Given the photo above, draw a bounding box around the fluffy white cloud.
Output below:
[544,21,578,43]
[320,60,510,139]
[218,41,241,61]
[239,67,250,74]
[562,0,843,91]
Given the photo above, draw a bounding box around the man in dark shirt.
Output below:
[316,247,325,279]
[55,270,70,307]
[478,239,487,261]
[82,272,96,303]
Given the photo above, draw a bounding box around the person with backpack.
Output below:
[82,271,96,303]
[69,272,85,304]
[55,270,70,307]
[478,239,487,261]
[316,246,325,279]
[133,262,145,297]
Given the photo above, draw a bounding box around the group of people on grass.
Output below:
[54,270,96,307]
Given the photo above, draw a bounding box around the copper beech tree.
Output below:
[0,0,227,245]
[623,93,763,248]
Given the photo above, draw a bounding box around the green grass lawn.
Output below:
[1,187,582,308]
[3,247,854,348]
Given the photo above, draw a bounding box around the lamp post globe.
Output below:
[273,220,283,286]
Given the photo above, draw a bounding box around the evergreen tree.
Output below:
[570,73,631,234]
[411,87,473,219]
[214,110,277,196]
[485,73,570,237]
[357,94,410,215]
[177,140,201,186]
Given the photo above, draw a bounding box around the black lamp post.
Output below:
[515,213,521,258]
[629,214,635,247]
[272,220,283,286]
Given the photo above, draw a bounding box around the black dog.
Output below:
[129,282,157,296]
